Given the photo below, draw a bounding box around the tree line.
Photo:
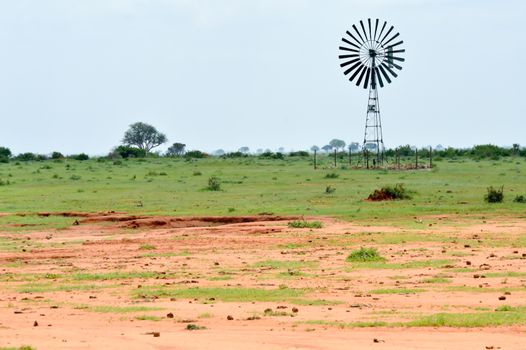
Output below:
[0,122,524,162]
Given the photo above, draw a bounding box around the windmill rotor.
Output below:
[338,19,405,89]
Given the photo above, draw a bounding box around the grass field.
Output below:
[0,156,525,223]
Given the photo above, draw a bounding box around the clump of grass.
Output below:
[69,174,81,181]
[287,220,322,229]
[513,195,526,203]
[484,186,503,203]
[186,323,206,330]
[325,172,339,179]
[193,171,202,176]
[135,315,161,321]
[138,244,156,251]
[207,176,221,191]
[368,184,412,201]
[346,247,385,262]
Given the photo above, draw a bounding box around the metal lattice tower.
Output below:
[363,70,384,164]
[338,18,405,167]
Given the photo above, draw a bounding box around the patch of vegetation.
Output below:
[186,323,206,330]
[406,307,526,327]
[133,286,305,303]
[135,315,162,321]
[207,176,221,191]
[348,259,452,270]
[368,183,412,201]
[252,260,318,270]
[325,172,339,179]
[138,244,156,251]
[484,186,504,203]
[302,320,388,328]
[325,185,336,194]
[74,304,162,313]
[0,347,36,350]
[369,288,421,295]
[287,220,322,229]
[346,247,385,262]
[71,271,166,281]
[513,194,526,203]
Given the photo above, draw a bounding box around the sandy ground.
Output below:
[1,213,525,349]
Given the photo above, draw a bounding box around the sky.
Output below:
[0,0,524,155]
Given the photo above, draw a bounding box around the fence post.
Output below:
[349,149,352,166]
[429,146,432,168]
[415,149,419,169]
[366,150,369,169]
[334,149,337,167]
[314,150,317,170]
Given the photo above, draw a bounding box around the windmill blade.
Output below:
[389,49,405,54]
[380,26,394,44]
[368,19,372,41]
[339,54,359,59]
[373,19,379,41]
[352,24,365,43]
[349,64,365,82]
[377,21,387,43]
[389,60,403,70]
[360,20,369,41]
[344,61,363,76]
[346,31,363,47]
[378,65,392,84]
[342,37,360,49]
[389,56,405,62]
[340,58,360,68]
[381,62,398,78]
[363,67,371,89]
[389,40,404,48]
[339,46,359,53]
[382,32,400,47]
[374,67,385,88]
[356,65,368,87]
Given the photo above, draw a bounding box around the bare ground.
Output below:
[1,214,525,349]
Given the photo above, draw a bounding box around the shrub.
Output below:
[325,185,336,194]
[259,151,284,159]
[0,156,8,163]
[185,150,207,159]
[346,247,385,262]
[114,145,146,159]
[69,175,81,181]
[0,146,11,159]
[70,153,89,161]
[484,186,504,203]
[325,172,339,179]
[193,171,202,176]
[289,151,309,157]
[15,152,41,161]
[287,220,322,229]
[51,151,64,159]
[513,195,525,203]
[186,323,206,330]
[222,152,248,158]
[207,176,221,191]
[368,184,412,201]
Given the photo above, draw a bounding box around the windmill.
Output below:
[338,19,405,166]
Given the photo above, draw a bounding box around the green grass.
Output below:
[303,320,388,328]
[252,260,318,270]
[347,259,453,270]
[135,315,162,321]
[369,288,422,295]
[406,308,526,327]
[74,304,163,313]
[1,158,526,224]
[17,282,109,293]
[133,286,305,302]
[0,346,36,350]
[287,220,322,229]
[346,247,385,262]
[71,271,169,281]
[484,271,526,278]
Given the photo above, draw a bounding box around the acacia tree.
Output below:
[310,145,320,153]
[166,142,186,156]
[321,145,332,153]
[238,146,250,154]
[329,139,346,152]
[122,122,167,152]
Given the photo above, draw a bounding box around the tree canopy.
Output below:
[122,122,167,152]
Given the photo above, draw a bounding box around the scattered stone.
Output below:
[373,338,385,343]
[466,261,472,266]
[498,296,506,301]
[227,315,234,320]
[292,307,299,313]
[166,313,174,318]
[33,321,38,327]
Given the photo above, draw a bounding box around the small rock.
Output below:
[498,296,506,301]
[166,313,174,318]
[33,321,38,327]
[292,307,299,313]
[227,315,234,320]
[466,261,471,266]
[153,332,160,337]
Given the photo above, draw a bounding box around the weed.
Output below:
[485,186,504,203]
[207,176,221,191]
[346,247,385,262]
[287,220,322,229]
[368,184,412,201]
[138,244,156,251]
[325,172,339,179]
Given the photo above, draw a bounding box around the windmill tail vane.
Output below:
[338,18,405,166]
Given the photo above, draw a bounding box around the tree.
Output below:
[214,149,225,156]
[321,145,332,153]
[0,147,11,159]
[238,146,250,154]
[122,122,167,152]
[166,142,186,157]
[310,145,320,153]
[512,143,520,155]
[348,142,360,153]
[329,139,346,151]
[114,145,146,158]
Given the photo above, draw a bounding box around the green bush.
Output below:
[114,145,146,159]
[287,220,322,229]
[70,153,89,161]
[325,185,336,194]
[207,176,221,191]
[346,247,385,262]
[185,150,207,159]
[51,151,64,159]
[368,184,412,201]
[513,195,525,203]
[484,186,504,203]
[325,172,339,179]
[0,146,12,159]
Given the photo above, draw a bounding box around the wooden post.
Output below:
[415,149,419,169]
[314,150,317,170]
[349,149,352,166]
[334,149,337,167]
[429,146,432,168]
[396,148,400,169]
[366,150,369,169]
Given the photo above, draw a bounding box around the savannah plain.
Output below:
[1,156,526,349]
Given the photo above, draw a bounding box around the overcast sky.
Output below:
[0,0,524,154]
